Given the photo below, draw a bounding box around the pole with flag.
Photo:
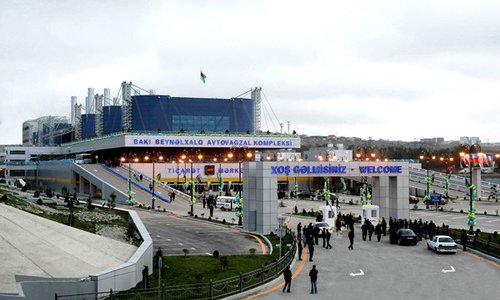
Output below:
[200,70,207,83]
[218,169,224,196]
[323,177,331,206]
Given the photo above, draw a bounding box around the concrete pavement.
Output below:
[238,223,500,300]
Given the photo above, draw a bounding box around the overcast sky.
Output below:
[1,0,500,145]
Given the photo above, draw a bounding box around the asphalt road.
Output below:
[134,209,263,256]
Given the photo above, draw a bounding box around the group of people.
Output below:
[282,264,319,294]
[361,217,387,242]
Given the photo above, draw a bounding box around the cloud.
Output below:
[1,0,500,144]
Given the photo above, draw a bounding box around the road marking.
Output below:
[242,246,308,299]
[178,243,183,245]
[249,234,267,255]
[463,250,500,267]
[451,216,465,220]
[350,269,365,277]
[441,266,455,273]
[486,219,500,223]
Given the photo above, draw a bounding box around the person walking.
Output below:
[461,229,468,251]
[309,265,319,294]
[375,224,382,242]
[308,239,315,262]
[325,229,332,249]
[368,222,374,241]
[381,217,387,236]
[297,239,303,260]
[321,228,327,248]
[348,229,355,250]
[361,222,367,241]
[282,265,292,293]
[297,222,302,240]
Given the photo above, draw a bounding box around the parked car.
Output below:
[313,221,333,232]
[215,196,237,211]
[317,193,338,202]
[298,190,315,199]
[423,194,448,205]
[396,229,418,245]
[427,235,457,254]
[409,195,419,204]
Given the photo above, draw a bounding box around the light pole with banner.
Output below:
[460,143,481,234]
[145,153,163,210]
[277,216,287,259]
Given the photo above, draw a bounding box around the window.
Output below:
[9,170,26,176]
[8,150,26,155]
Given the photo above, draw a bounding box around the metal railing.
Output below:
[446,228,500,259]
[56,236,296,300]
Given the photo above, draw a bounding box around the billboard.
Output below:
[460,153,496,169]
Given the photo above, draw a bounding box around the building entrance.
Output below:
[242,161,409,234]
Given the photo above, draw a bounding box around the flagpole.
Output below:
[190,160,194,216]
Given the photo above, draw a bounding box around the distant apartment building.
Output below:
[459,136,481,145]
[420,137,444,144]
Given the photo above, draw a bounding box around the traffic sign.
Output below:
[430,194,442,203]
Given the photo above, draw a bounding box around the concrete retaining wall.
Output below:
[90,209,153,293]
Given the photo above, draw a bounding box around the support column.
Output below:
[372,176,390,220]
[243,162,278,234]
[390,175,409,220]
[472,168,482,198]
[243,162,257,232]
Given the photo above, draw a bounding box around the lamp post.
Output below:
[461,143,481,234]
[121,152,134,205]
[145,154,163,210]
[190,158,194,216]
[419,154,437,209]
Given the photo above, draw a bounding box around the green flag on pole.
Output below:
[200,70,207,83]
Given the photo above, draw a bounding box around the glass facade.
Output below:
[131,95,254,134]
[171,115,230,132]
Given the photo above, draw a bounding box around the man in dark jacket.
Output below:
[309,265,318,294]
[348,229,355,250]
[282,265,292,293]
[461,229,468,251]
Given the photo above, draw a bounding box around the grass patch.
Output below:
[144,234,292,288]
[0,186,129,235]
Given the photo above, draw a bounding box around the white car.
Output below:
[427,235,458,254]
[458,168,469,174]
[313,222,333,232]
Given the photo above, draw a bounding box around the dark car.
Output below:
[298,190,315,199]
[396,229,418,245]
[317,193,338,202]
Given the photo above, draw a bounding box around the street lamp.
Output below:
[145,153,163,210]
[462,143,481,234]
[120,153,134,205]
[419,154,436,209]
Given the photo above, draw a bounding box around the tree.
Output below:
[45,188,53,198]
[61,186,68,198]
[87,194,94,211]
[109,192,116,209]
